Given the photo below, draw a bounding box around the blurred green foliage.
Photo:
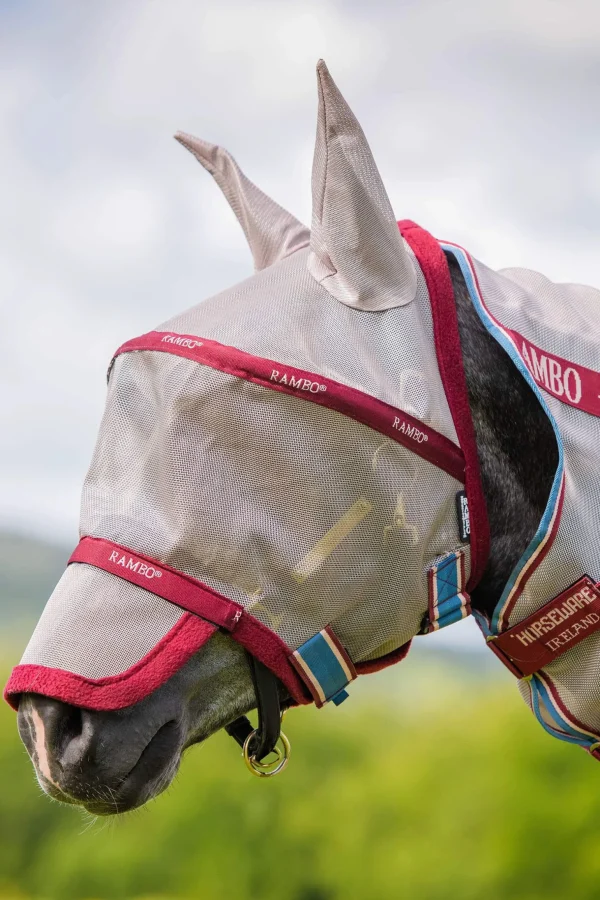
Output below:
[1,653,599,900]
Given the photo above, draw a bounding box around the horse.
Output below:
[9,60,600,816]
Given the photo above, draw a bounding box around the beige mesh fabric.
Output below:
[18,241,465,681]
[9,61,470,709]
[174,133,310,272]
[308,60,417,311]
[21,565,184,679]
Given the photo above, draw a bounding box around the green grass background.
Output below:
[1,644,599,900]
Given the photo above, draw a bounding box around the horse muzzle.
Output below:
[17,694,184,815]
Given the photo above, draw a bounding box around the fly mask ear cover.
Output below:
[4,220,490,713]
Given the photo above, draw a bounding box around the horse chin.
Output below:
[85,720,184,816]
[39,726,183,815]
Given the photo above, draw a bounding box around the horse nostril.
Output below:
[18,694,92,776]
[54,704,84,758]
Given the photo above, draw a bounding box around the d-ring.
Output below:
[243,730,291,777]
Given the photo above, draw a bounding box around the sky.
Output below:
[1,0,600,648]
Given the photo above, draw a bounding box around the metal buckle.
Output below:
[243,729,291,778]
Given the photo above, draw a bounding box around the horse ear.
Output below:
[308,60,417,311]
[175,133,309,271]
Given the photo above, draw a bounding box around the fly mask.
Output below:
[3,62,489,772]
[6,61,600,772]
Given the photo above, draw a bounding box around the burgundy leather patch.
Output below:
[490,576,600,677]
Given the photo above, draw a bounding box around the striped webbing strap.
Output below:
[290,627,357,708]
[427,549,471,632]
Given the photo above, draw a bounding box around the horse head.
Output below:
[8,61,570,814]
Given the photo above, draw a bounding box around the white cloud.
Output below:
[52,181,165,266]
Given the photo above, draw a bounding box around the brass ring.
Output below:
[243,731,291,778]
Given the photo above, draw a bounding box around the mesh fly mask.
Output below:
[6,62,600,770]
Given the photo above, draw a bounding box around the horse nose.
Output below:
[17,693,184,814]
[17,694,97,793]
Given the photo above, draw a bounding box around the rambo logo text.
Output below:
[270,370,327,394]
[392,416,428,444]
[108,551,163,580]
[508,328,600,418]
[161,335,204,350]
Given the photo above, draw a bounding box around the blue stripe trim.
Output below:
[530,676,595,748]
[472,609,490,635]
[429,551,469,630]
[436,593,463,616]
[440,244,565,633]
[296,632,351,702]
[437,605,466,628]
[435,557,458,604]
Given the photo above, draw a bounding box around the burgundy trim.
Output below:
[323,626,358,680]
[438,241,567,637]
[399,221,490,592]
[498,474,566,632]
[485,637,525,679]
[113,331,466,483]
[355,639,412,674]
[72,536,311,706]
[228,611,310,706]
[70,537,244,632]
[536,669,600,741]
[5,537,312,711]
[4,613,217,711]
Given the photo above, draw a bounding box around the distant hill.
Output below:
[0,530,70,624]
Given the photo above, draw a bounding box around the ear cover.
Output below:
[308,60,417,311]
[175,132,309,271]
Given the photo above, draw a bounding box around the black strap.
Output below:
[225,653,282,762]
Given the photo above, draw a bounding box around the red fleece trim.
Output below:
[113,330,466,483]
[355,639,412,674]
[399,221,490,592]
[4,614,216,711]
[226,613,311,706]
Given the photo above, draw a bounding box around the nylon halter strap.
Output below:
[225,655,284,764]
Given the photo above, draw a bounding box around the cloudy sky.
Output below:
[1,0,599,644]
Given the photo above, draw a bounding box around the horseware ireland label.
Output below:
[491,577,600,677]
